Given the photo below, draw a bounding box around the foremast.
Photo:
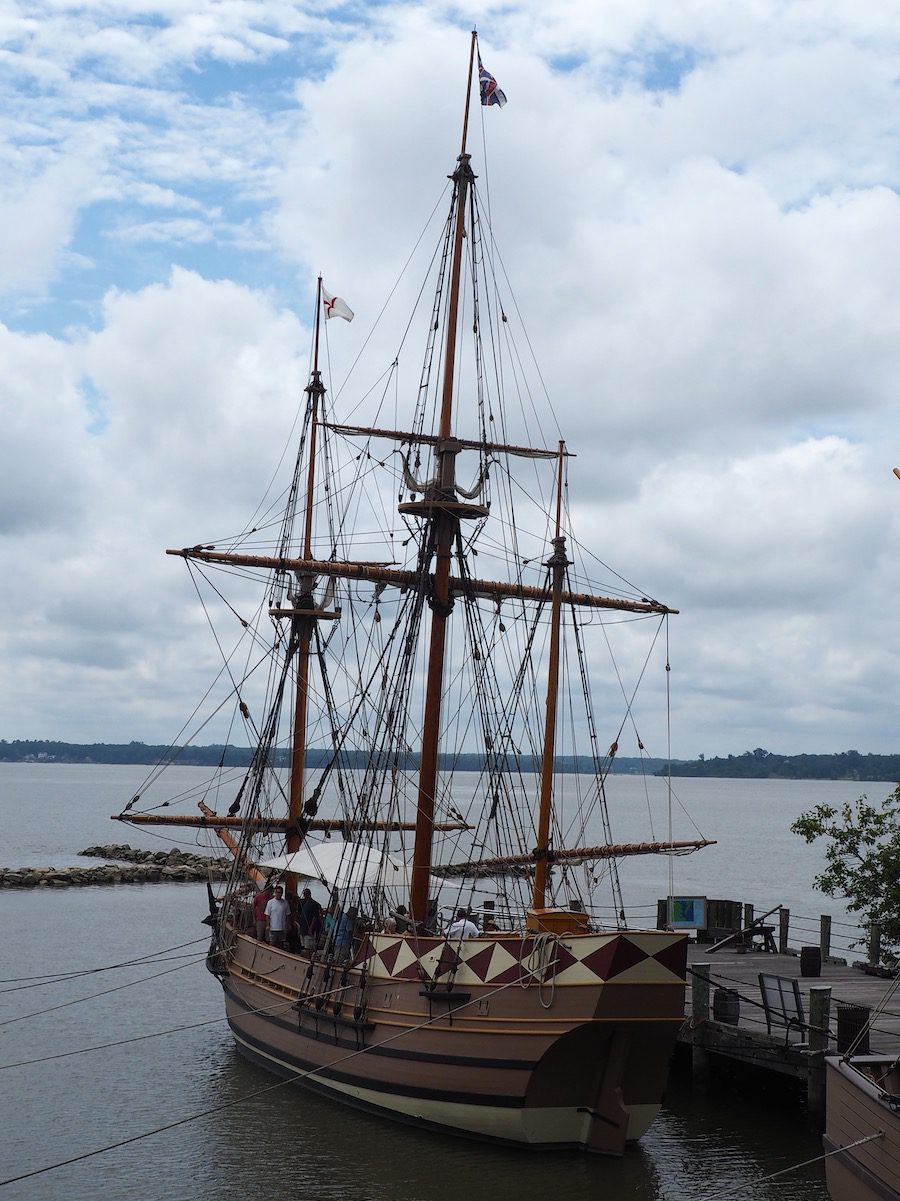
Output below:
[290,280,323,862]
[271,276,338,895]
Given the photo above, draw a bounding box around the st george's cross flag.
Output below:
[323,288,354,322]
[478,55,507,107]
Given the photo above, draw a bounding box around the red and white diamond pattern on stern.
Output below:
[364,931,686,986]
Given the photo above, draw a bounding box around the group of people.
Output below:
[444,908,500,938]
[242,884,504,954]
[247,883,321,949]
[378,905,500,938]
[243,881,367,960]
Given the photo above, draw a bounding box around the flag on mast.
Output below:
[478,54,507,107]
[323,288,354,322]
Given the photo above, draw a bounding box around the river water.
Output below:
[0,763,888,1200]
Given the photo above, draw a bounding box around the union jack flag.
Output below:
[478,54,507,107]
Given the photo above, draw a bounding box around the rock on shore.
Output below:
[0,844,235,888]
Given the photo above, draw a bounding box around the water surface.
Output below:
[2,764,876,1198]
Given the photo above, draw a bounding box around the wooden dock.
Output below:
[679,941,900,1114]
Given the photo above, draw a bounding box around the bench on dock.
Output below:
[710,924,777,953]
[706,905,780,954]
[758,973,805,1043]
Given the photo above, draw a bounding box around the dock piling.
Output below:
[820,914,831,962]
[691,963,712,1087]
[807,985,831,1117]
[779,907,790,954]
[869,922,882,967]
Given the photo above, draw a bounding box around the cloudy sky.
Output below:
[3,0,900,759]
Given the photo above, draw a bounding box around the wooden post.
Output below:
[692,962,711,1021]
[869,922,882,967]
[691,963,711,1089]
[820,914,832,962]
[807,985,832,1119]
[743,902,754,930]
[779,907,790,954]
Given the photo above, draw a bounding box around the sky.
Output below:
[3,0,900,759]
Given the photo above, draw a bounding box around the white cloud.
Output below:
[2,2,900,759]
[0,154,98,294]
[0,324,97,533]
[81,267,308,525]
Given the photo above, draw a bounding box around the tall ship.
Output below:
[117,33,712,1154]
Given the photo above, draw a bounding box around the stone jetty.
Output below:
[0,844,235,888]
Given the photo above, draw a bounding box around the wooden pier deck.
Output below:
[685,943,900,1046]
[679,942,900,1112]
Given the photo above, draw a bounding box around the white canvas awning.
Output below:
[257,840,409,890]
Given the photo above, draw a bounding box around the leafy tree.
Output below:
[791,785,900,962]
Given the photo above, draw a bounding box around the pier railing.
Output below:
[645,898,876,966]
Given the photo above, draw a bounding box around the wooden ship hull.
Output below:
[215,926,688,1153]
[824,1055,900,1201]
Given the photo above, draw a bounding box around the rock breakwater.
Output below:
[0,844,234,888]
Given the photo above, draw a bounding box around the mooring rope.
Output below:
[694,1130,884,1200]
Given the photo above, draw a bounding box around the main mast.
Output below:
[408,32,479,925]
[117,38,714,898]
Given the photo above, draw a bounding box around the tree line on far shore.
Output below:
[667,746,900,781]
[3,740,899,781]
[0,739,664,775]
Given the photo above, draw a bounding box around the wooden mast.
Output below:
[285,277,326,891]
[532,443,568,910]
[408,31,478,926]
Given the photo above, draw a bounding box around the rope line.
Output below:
[694,1130,883,1200]
[0,970,534,1189]
[0,978,348,1072]
[0,938,210,994]
[0,955,207,1028]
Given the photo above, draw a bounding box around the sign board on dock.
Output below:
[666,896,708,930]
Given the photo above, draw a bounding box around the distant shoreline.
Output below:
[1,740,899,782]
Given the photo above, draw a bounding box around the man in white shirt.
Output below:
[446,908,479,939]
[264,885,290,947]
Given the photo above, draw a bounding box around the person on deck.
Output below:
[264,885,290,948]
[253,881,273,941]
[446,908,479,939]
[333,906,357,960]
[297,888,323,953]
[285,890,301,952]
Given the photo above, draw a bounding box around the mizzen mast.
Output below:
[532,443,568,910]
